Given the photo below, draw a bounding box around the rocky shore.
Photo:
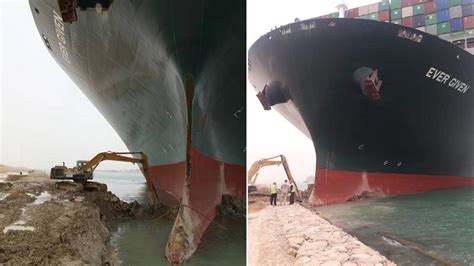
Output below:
[248,194,395,266]
[0,175,161,265]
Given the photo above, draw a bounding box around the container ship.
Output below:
[248,0,474,206]
[28,0,245,263]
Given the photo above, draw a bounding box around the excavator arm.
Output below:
[247,154,302,199]
[248,156,283,185]
[78,152,149,176]
[51,152,149,181]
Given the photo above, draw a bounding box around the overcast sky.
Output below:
[247,0,379,185]
[0,0,133,171]
[1,0,378,175]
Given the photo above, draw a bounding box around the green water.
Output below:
[94,171,246,265]
[317,188,474,265]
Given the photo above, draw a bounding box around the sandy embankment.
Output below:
[248,191,395,266]
[0,166,153,265]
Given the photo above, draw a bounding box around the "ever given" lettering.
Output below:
[425,67,470,94]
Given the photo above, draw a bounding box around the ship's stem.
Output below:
[166,74,196,265]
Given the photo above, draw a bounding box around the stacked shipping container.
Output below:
[337,0,474,32]
[315,0,474,49]
[344,0,474,37]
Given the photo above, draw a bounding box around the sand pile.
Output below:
[0,179,152,265]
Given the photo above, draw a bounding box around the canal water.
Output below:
[317,188,474,265]
[94,171,246,265]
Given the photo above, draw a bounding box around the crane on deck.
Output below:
[248,154,301,200]
[50,151,149,191]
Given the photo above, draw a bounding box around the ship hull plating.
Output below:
[29,0,245,262]
[249,18,474,205]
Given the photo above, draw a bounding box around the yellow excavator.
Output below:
[50,151,149,191]
[247,154,301,200]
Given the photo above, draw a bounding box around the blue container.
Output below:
[463,4,474,16]
[462,0,474,5]
[437,0,449,9]
[437,9,450,22]
[450,17,464,31]
[413,14,426,26]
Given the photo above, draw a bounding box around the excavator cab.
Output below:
[74,160,93,180]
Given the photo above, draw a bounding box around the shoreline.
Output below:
[0,173,164,265]
[248,193,395,265]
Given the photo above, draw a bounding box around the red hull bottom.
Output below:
[308,168,474,206]
[144,148,245,263]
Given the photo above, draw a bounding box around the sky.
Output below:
[0,0,134,171]
[0,0,379,175]
[247,0,379,185]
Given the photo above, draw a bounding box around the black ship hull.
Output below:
[249,18,474,205]
[29,0,245,263]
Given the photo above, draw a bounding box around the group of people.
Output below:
[270,180,296,206]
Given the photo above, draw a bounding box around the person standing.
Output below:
[280,180,289,205]
[289,182,296,205]
[270,182,277,206]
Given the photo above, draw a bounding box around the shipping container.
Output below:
[403,16,414,26]
[413,0,429,3]
[329,12,339,18]
[357,15,369,19]
[392,9,403,19]
[402,6,414,17]
[402,0,414,7]
[379,0,390,11]
[424,2,438,14]
[464,15,474,28]
[416,26,427,31]
[414,3,425,14]
[437,0,449,10]
[451,17,464,31]
[359,5,369,15]
[347,8,359,18]
[426,24,438,34]
[449,0,462,6]
[392,19,402,24]
[425,13,439,24]
[413,14,426,26]
[368,3,379,13]
[451,30,468,38]
[379,10,390,21]
[438,21,451,33]
[437,9,450,21]
[392,0,403,9]
[369,13,379,20]
[463,4,474,16]
[438,33,451,39]
[462,0,474,5]
[449,5,463,18]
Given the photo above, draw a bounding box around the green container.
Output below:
[391,9,402,20]
[413,4,424,15]
[448,0,462,7]
[391,0,402,9]
[329,12,339,18]
[368,13,379,20]
[451,31,466,38]
[391,19,402,25]
[379,0,390,11]
[437,22,451,34]
[425,13,438,25]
